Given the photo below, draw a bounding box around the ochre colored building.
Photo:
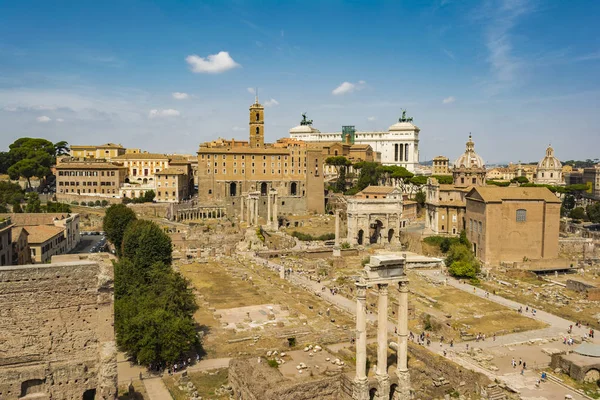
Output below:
[432,156,450,175]
[0,218,14,266]
[69,143,126,160]
[197,99,325,218]
[156,167,189,203]
[465,186,561,266]
[55,159,127,198]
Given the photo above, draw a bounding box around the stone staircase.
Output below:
[486,384,507,400]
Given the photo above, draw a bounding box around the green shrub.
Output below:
[291,231,335,241]
[267,359,279,368]
[341,242,351,249]
[256,228,265,242]
[71,201,79,205]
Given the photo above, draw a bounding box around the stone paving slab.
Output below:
[143,377,173,400]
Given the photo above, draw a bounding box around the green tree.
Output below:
[445,243,478,272]
[431,175,453,185]
[325,156,351,193]
[415,190,426,209]
[103,204,137,256]
[44,202,71,213]
[24,192,42,213]
[511,176,529,184]
[7,138,55,187]
[53,141,70,156]
[569,207,586,221]
[0,152,11,174]
[562,194,576,211]
[448,260,480,279]
[121,220,172,268]
[0,181,24,209]
[12,201,23,213]
[458,230,471,247]
[586,203,600,223]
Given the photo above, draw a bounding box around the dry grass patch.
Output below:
[163,369,230,400]
[117,381,147,400]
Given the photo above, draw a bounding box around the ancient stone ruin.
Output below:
[0,258,117,399]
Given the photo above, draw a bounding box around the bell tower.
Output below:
[249,95,265,148]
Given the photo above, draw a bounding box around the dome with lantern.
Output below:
[454,134,485,169]
[535,145,563,185]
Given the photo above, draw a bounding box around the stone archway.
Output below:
[260,182,268,196]
[230,182,237,197]
[290,182,298,196]
[387,228,395,243]
[370,220,383,244]
[357,229,364,245]
[143,178,148,184]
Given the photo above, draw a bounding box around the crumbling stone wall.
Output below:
[229,358,344,400]
[0,260,117,399]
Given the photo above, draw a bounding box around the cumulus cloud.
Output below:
[186,51,240,74]
[443,96,456,104]
[232,126,245,131]
[264,98,279,107]
[367,116,376,121]
[172,92,189,100]
[36,115,51,122]
[148,109,180,118]
[56,118,64,122]
[332,80,366,96]
[247,88,256,94]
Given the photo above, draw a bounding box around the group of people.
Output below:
[517,305,537,316]
[511,357,528,375]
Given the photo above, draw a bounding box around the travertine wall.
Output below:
[0,260,116,399]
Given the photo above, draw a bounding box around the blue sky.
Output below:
[0,0,599,163]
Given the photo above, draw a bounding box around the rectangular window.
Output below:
[516,209,527,222]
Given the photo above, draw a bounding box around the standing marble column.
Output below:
[254,198,259,226]
[353,281,369,400]
[376,284,390,399]
[240,195,244,222]
[394,280,410,400]
[267,191,272,228]
[333,210,341,257]
[248,199,254,227]
[272,192,278,230]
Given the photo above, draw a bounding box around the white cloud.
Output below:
[264,98,279,107]
[36,115,51,122]
[148,109,180,118]
[232,126,245,132]
[172,92,189,100]
[332,80,366,96]
[443,96,456,104]
[367,116,376,121]
[185,51,240,74]
[247,87,256,94]
[56,118,64,122]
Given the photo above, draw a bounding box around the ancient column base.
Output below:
[393,370,411,400]
[376,374,390,400]
[333,245,341,257]
[352,377,370,400]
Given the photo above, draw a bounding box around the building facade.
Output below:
[425,135,486,235]
[156,167,189,203]
[432,156,450,175]
[11,227,30,265]
[26,225,68,263]
[55,159,127,198]
[535,145,563,185]
[583,164,600,199]
[465,187,561,266]
[289,111,420,172]
[197,99,325,219]
[69,143,126,160]
[0,218,14,266]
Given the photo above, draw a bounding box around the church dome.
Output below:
[537,146,562,170]
[454,134,485,169]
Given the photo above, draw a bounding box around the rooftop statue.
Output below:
[300,112,313,126]
[399,109,413,123]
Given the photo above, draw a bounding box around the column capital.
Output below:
[377,283,389,295]
[398,280,409,293]
[355,282,368,299]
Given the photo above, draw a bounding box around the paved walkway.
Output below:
[142,377,172,400]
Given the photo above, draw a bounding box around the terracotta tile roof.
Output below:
[0,213,74,226]
[439,184,473,192]
[10,226,28,241]
[112,153,170,160]
[437,200,466,207]
[156,167,187,175]
[358,186,396,195]
[467,187,561,203]
[25,225,65,244]
[55,161,125,170]
[71,143,124,149]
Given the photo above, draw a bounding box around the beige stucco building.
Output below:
[0,218,14,266]
[69,143,126,160]
[156,167,189,203]
[465,186,561,266]
[55,158,127,199]
[197,99,325,219]
[432,156,450,175]
[11,226,31,265]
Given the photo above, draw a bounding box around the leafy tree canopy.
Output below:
[0,181,24,208]
[24,192,42,213]
[121,219,172,269]
[103,204,137,256]
[569,207,586,221]
[325,156,351,167]
[587,203,600,224]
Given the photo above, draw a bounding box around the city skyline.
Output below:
[1,0,599,163]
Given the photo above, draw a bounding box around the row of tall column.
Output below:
[353,280,410,400]
[245,194,260,226]
[241,191,279,230]
[266,188,278,231]
[177,208,225,221]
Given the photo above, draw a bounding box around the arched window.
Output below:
[255,127,260,135]
[516,209,527,222]
[256,113,260,121]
